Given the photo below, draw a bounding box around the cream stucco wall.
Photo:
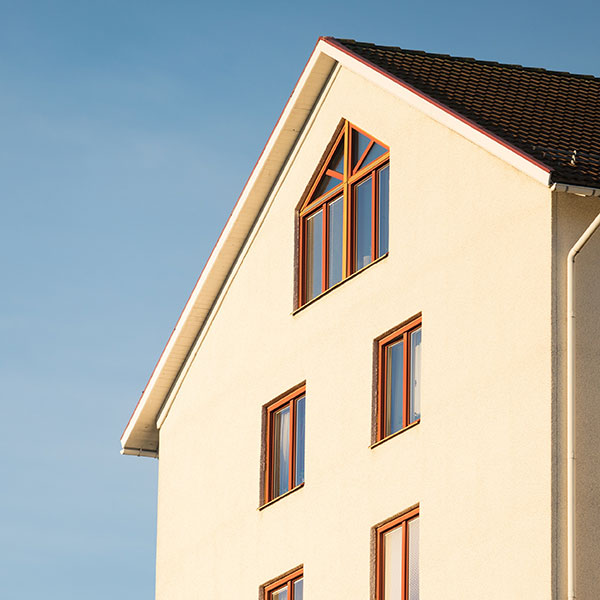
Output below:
[553,192,600,600]
[155,66,556,599]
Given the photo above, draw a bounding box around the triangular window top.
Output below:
[351,128,387,174]
[302,123,389,212]
[304,133,345,208]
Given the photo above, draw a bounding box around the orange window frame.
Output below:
[298,121,390,306]
[375,507,419,600]
[264,385,306,503]
[376,316,422,441]
[263,567,303,600]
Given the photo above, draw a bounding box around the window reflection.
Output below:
[355,178,372,270]
[305,211,323,301]
[313,173,341,199]
[410,328,422,423]
[328,197,343,287]
[271,586,288,600]
[408,517,420,600]
[384,525,403,600]
[361,142,387,168]
[272,406,290,498]
[378,166,389,256]
[294,396,305,487]
[352,129,371,168]
[386,340,404,436]
[293,578,303,600]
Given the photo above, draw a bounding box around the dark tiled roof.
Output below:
[332,38,600,188]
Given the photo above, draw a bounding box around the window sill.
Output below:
[293,253,389,315]
[370,419,420,449]
[258,483,304,511]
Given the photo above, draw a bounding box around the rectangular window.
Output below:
[264,385,306,503]
[376,316,422,441]
[375,509,419,600]
[263,567,304,600]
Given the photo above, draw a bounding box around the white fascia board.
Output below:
[120,43,337,455]
[320,38,552,187]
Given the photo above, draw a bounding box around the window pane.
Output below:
[408,518,420,600]
[378,166,389,256]
[305,210,323,301]
[355,177,372,270]
[410,327,422,423]
[293,578,303,600]
[271,586,288,600]
[328,197,343,287]
[313,173,341,199]
[352,129,371,168]
[272,406,290,498]
[386,340,404,435]
[384,525,404,600]
[361,142,387,168]
[294,396,305,487]
[328,142,344,175]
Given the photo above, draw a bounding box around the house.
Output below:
[120,38,600,599]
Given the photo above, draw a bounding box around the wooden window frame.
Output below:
[375,507,419,600]
[376,316,422,443]
[262,566,304,600]
[263,384,306,504]
[298,121,390,306]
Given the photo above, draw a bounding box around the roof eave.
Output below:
[120,38,338,455]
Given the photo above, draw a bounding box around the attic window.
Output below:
[298,121,390,305]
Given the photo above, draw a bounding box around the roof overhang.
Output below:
[121,37,554,457]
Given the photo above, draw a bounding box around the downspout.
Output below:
[565,206,600,600]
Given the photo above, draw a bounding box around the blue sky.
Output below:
[1,0,598,597]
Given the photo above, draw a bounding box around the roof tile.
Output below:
[333,38,600,188]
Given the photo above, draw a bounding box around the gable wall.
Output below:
[155,66,553,599]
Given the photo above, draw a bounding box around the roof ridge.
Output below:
[331,38,600,82]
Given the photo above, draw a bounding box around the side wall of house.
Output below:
[155,66,553,599]
[553,192,600,600]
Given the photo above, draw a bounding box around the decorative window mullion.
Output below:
[343,120,351,278]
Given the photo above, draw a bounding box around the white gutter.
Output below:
[564,188,600,599]
[121,447,159,458]
[552,182,600,198]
